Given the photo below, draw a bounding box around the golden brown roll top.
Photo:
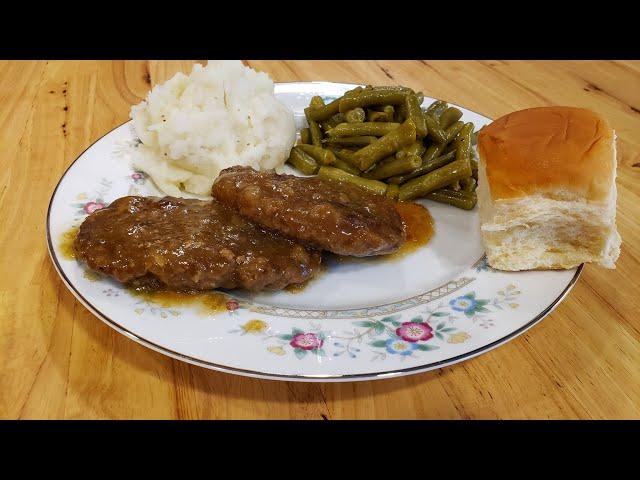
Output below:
[478,106,615,203]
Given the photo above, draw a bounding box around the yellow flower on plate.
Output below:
[447,332,471,344]
[134,308,144,315]
[509,303,519,309]
[267,346,285,356]
[241,319,268,334]
[76,193,87,200]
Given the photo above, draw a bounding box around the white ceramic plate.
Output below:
[46,82,581,382]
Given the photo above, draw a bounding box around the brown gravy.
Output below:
[58,227,79,260]
[390,201,435,260]
[128,288,230,314]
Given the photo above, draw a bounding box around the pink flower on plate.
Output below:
[396,322,434,343]
[131,172,146,184]
[84,201,105,214]
[290,333,323,351]
[226,300,240,312]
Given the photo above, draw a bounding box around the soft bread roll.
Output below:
[477,106,621,270]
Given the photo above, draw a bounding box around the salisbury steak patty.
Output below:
[212,166,406,256]
[74,196,321,292]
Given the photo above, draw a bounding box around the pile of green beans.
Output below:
[286,86,479,210]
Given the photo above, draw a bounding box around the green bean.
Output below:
[287,147,318,175]
[318,166,388,196]
[296,144,336,166]
[398,158,472,201]
[381,105,395,120]
[430,103,449,120]
[362,154,422,180]
[329,147,360,166]
[415,92,424,105]
[421,143,446,164]
[304,97,341,122]
[368,105,395,122]
[304,103,324,147]
[367,110,389,122]
[454,123,474,161]
[397,141,426,160]
[327,122,401,138]
[388,151,456,184]
[439,107,463,129]
[345,108,366,123]
[444,121,465,143]
[471,130,479,146]
[344,86,365,98]
[405,93,428,138]
[338,88,409,113]
[461,177,476,192]
[333,158,361,175]
[322,113,346,130]
[424,114,448,144]
[352,120,417,171]
[299,128,311,145]
[385,184,399,200]
[439,122,466,155]
[470,157,479,180]
[449,180,461,191]
[425,100,447,117]
[308,120,323,147]
[336,120,387,134]
[310,96,325,109]
[323,136,378,147]
[320,115,344,132]
[425,189,477,210]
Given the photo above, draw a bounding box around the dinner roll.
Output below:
[477,106,621,270]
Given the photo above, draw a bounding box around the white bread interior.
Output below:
[477,109,621,271]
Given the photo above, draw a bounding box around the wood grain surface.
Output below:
[0,60,638,419]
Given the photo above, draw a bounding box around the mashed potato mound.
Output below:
[130,60,295,197]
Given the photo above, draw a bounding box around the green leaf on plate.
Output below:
[431,312,448,317]
[416,344,439,351]
[463,292,476,299]
[353,321,374,328]
[374,322,385,335]
[279,334,293,340]
[435,331,444,340]
[440,327,456,332]
[380,315,401,323]
[437,322,445,330]
[292,328,304,336]
[294,349,307,359]
[370,340,387,348]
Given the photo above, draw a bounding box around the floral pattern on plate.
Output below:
[226,286,521,362]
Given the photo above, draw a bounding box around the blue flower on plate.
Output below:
[475,256,490,272]
[449,295,477,313]
[385,338,418,356]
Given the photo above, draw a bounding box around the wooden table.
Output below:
[1,60,638,419]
